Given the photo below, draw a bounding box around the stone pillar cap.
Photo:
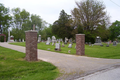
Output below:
[25,30,38,33]
[76,34,85,35]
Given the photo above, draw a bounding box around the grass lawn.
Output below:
[10,42,120,59]
[0,46,59,80]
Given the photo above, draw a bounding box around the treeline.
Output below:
[0,3,49,41]
[0,0,120,42]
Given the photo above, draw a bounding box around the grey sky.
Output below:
[1,0,120,24]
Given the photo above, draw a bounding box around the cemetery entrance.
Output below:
[0,34,6,42]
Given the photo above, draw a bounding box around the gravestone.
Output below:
[19,39,21,42]
[76,34,85,56]
[109,40,112,44]
[94,36,102,45]
[62,42,65,47]
[85,42,88,45]
[64,37,68,44]
[46,37,51,45]
[22,39,24,42]
[68,50,71,53]
[68,44,72,48]
[55,43,61,51]
[52,36,56,44]
[9,35,14,42]
[106,42,109,47]
[96,36,101,43]
[69,38,72,44]
[89,42,91,46]
[38,35,41,43]
[92,44,93,46]
[25,30,38,61]
[100,44,103,46]
[106,45,109,47]
[113,41,116,46]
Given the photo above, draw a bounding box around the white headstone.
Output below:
[46,37,51,45]
[55,43,61,51]
[68,44,72,48]
[65,37,68,44]
[22,39,24,42]
[19,39,21,42]
[38,35,41,43]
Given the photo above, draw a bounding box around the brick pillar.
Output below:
[76,34,85,56]
[25,30,38,61]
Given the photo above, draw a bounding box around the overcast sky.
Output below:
[1,0,120,24]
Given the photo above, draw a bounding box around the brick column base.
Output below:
[25,30,38,61]
[76,34,85,56]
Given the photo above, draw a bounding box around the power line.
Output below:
[109,0,120,7]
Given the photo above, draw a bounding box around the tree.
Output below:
[11,8,30,40]
[95,25,110,41]
[31,14,42,34]
[109,20,120,41]
[0,3,11,34]
[40,25,53,40]
[52,10,73,39]
[71,0,110,43]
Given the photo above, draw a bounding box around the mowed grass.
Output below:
[10,42,120,59]
[0,46,59,80]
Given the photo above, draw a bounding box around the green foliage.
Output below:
[11,8,31,40]
[41,25,53,40]
[0,46,59,80]
[71,0,110,42]
[10,42,120,59]
[11,8,46,41]
[84,30,95,43]
[109,20,120,41]
[0,3,12,40]
[52,10,74,39]
[95,22,110,41]
[31,14,42,34]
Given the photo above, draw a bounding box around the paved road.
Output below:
[76,67,120,80]
[0,42,120,80]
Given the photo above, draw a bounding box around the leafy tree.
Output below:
[52,10,73,40]
[31,14,42,34]
[0,3,11,34]
[71,0,110,43]
[11,8,30,40]
[95,25,110,41]
[40,24,53,40]
[0,3,12,42]
[109,20,120,41]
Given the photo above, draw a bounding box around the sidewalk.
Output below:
[0,42,120,80]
